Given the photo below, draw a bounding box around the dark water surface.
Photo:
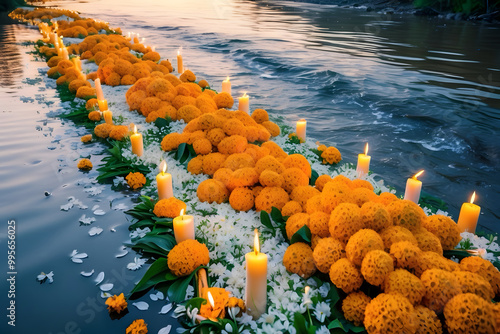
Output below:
[0,1,499,333]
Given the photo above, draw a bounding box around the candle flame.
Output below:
[254,229,260,255]
[470,191,476,204]
[133,125,138,134]
[242,92,248,98]
[225,76,230,82]
[180,208,185,216]
[413,170,424,180]
[207,291,215,309]
[298,118,306,124]
[160,160,167,174]
[177,49,181,56]
[364,143,369,155]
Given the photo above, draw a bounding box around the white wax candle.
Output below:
[296,119,307,141]
[177,50,183,74]
[222,76,231,96]
[130,125,143,157]
[156,160,173,200]
[245,229,268,319]
[404,170,424,204]
[356,143,371,177]
[95,78,104,101]
[457,192,481,233]
[173,209,195,244]
[238,93,249,113]
[102,110,113,125]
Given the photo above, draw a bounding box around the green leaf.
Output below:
[310,169,319,186]
[271,206,285,223]
[290,225,312,244]
[260,210,274,230]
[444,249,473,260]
[294,312,309,333]
[328,319,346,331]
[167,266,206,303]
[176,143,187,161]
[129,258,170,297]
[328,283,341,307]
[154,117,171,129]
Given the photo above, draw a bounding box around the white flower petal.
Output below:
[101,292,112,298]
[100,283,114,292]
[95,272,105,285]
[73,252,88,259]
[158,325,172,334]
[93,209,106,216]
[71,258,83,264]
[132,301,149,311]
[92,205,100,211]
[46,271,54,283]
[80,270,95,277]
[115,246,128,258]
[159,303,173,314]
[156,291,165,300]
[88,227,103,236]
[70,249,78,257]
[37,273,46,281]
[150,294,158,301]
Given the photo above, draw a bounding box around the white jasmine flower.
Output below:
[127,257,146,270]
[37,271,54,283]
[313,301,331,323]
[130,227,150,239]
[316,325,330,334]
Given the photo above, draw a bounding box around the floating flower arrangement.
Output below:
[11,6,500,334]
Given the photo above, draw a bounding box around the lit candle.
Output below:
[238,92,249,113]
[177,49,183,74]
[222,76,231,96]
[173,209,195,244]
[130,125,143,157]
[95,78,105,101]
[156,160,173,200]
[97,99,108,112]
[296,119,307,142]
[245,229,268,319]
[356,143,371,177]
[457,192,481,234]
[102,110,113,125]
[404,170,424,204]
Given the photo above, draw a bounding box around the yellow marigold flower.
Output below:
[281,200,303,217]
[160,132,182,152]
[192,138,212,155]
[261,121,280,137]
[68,79,90,94]
[283,154,311,178]
[281,167,309,194]
[224,153,255,171]
[307,211,330,237]
[422,214,461,251]
[126,172,146,190]
[213,168,233,187]
[377,192,399,206]
[198,79,209,88]
[421,268,462,314]
[283,242,316,279]
[197,179,229,204]
[314,174,332,192]
[454,271,494,301]
[142,51,161,62]
[384,269,425,305]
[361,250,394,286]
[254,186,289,213]
[105,293,127,314]
[313,237,345,273]
[254,155,285,175]
[199,287,229,319]
[351,187,378,207]
[81,134,92,143]
[414,305,443,334]
[350,179,374,191]
[317,143,327,152]
[412,251,459,278]
[178,105,202,123]
[321,182,352,214]
[386,199,425,232]
[328,203,362,245]
[413,228,443,255]
[153,197,187,218]
[261,141,287,162]
[94,123,113,138]
[379,225,418,251]
[201,152,227,176]
[168,239,209,277]
[459,256,500,296]
[223,118,246,136]
[250,108,269,123]
[226,167,259,192]
[364,293,417,334]
[285,213,310,241]
[180,69,196,83]
[76,86,97,100]
[213,92,234,109]
[345,228,385,266]
[321,146,342,164]
[342,291,371,326]
[109,125,130,141]
[217,135,248,155]
[88,110,101,122]
[187,156,204,175]
[360,202,391,232]
[121,74,137,85]
[390,241,422,269]
[172,95,196,110]
[259,170,283,188]
[229,187,254,212]
[444,293,496,334]
[126,319,148,334]
[77,158,93,170]
[329,258,363,293]
[206,128,226,147]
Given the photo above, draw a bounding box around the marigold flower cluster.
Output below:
[167,239,210,277]
[125,172,146,190]
[105,293,128,314]
[125,319,148,334]
[77,158,93,170]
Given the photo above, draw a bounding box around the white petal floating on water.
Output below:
[72,258,83,264]
[37,271,55,283]
[92,205,100,211]
[72,252,88,259]
[79,214,96,225]
[159,303,172,315]
[100,283,114,292]
[101,292,112,298]
[95,272,105,285]
[113,203,129,210]
[70,249,78,257]
[88,227,103,236]
[156,291,164,300]
[115,246,128,258]
[80,270,95,277]
[158,325,171,334]
[150,293,158,301]
[127,257,146,271]
[45,271,54,283]
[37,273,46,281]
[93,209,106,216]
[132,301,149,311]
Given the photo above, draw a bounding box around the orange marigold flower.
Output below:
[281,200,303,217]
[421,269,462,314]
[153,197,187,218]
[414,305,443,334]
[351,187,378,207]
[254,186,289,213]
[285,213,310,241]
[168,239,210,277]
[105,293,127,314]
[77,158,93,170]
[379,225,418,251]
[361,250,394,286]
[283,242,316,279]
[187,156,204,175]
[251,108,269,123]
[160,132,182,152]
[314,174,332,192]
[192,138,212,155]
[386,199,425,232]
[213,92,234,109]
[199,287,230,320]
[177,105,202,123]
[390,241,422,269]
[226,167,259,192]
[444,293,496,334]
[206,128,226,147]
[94,123,113,138]
[109,125,130,141]
[454,271,494,301]
[329,258,363,293]
[360,202,391,232]
[281,167,309,194]
[422,214,461,251]
[126,172,146,190]
[81,134,92,143]
[307,211,330,237]
[126,319,148,334]
[261,141,287,162]
[283,154,311,178]
[313,237,345,273]
[254,155,285,175]
[321,182,352,213]
[223,153,255,171]
[261,121,280,137]
[259,170,284,188]
[229,187,254,212]
[88,110,101,122]
[342,291,371,327]
[201,152,227,176]
[217,135,248,155]
[321,146,342,164]
[459,256,500,296]
[364,293,417,334]
[197,179,229,204]
[384,269,425,305]
[413,228,443,255]
[328,203,362,245]
[345,228,385,266]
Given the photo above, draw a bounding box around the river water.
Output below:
[0,1,499,333]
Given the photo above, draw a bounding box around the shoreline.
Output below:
[275,0,500,23]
